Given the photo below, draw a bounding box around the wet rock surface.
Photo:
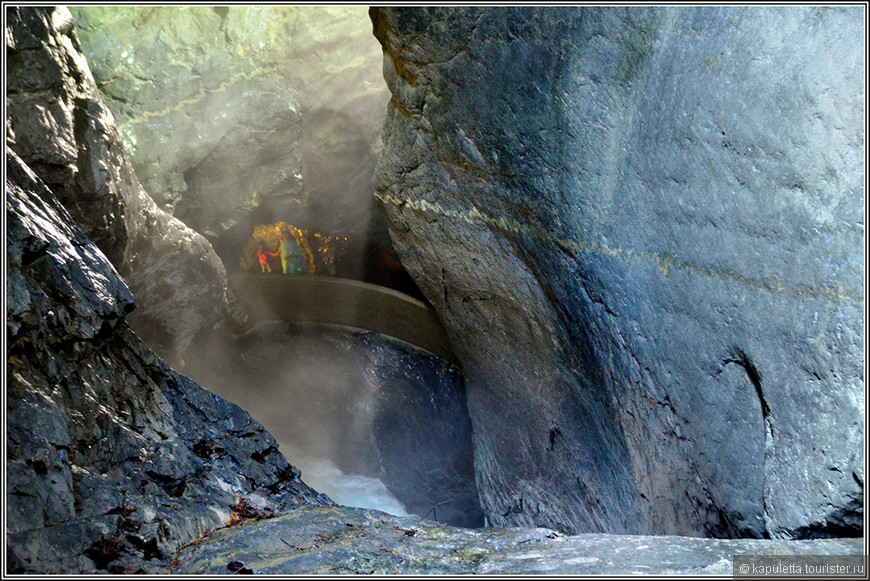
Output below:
[372,6,864,538]
[5,6,227,367]
[169,504,863,575]
[5,144,329,575]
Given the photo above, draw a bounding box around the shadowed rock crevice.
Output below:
[724,347,770,426]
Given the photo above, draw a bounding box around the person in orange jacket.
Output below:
[256,241,278,273]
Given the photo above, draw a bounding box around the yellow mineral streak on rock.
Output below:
[374,192,860,304]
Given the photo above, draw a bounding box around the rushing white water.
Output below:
[293,455,410,517]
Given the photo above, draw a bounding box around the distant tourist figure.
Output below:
[279,231,305,274]
[256,241,277,273]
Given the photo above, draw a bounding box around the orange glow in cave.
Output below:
[241,222,351,276]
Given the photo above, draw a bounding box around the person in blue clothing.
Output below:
[279,230,305,274]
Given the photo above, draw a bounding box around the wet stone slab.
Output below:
[169,505,863,575]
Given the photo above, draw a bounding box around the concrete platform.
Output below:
[228,274,459,365]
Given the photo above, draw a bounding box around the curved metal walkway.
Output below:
[228,274,459,365]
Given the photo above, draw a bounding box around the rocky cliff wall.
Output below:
[6,6,227,367]
[5,146,329,574]
[69,6,392,271]
[3,149,863,574]
[371,6,864,538]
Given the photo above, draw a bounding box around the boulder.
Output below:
[371,6,864,538]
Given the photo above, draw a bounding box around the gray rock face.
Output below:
[371,6,864,538]
[5,6,227,367]
[69,6,392,265]
[5,147,329,574]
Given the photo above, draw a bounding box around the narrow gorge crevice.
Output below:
[4,4,864,575]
